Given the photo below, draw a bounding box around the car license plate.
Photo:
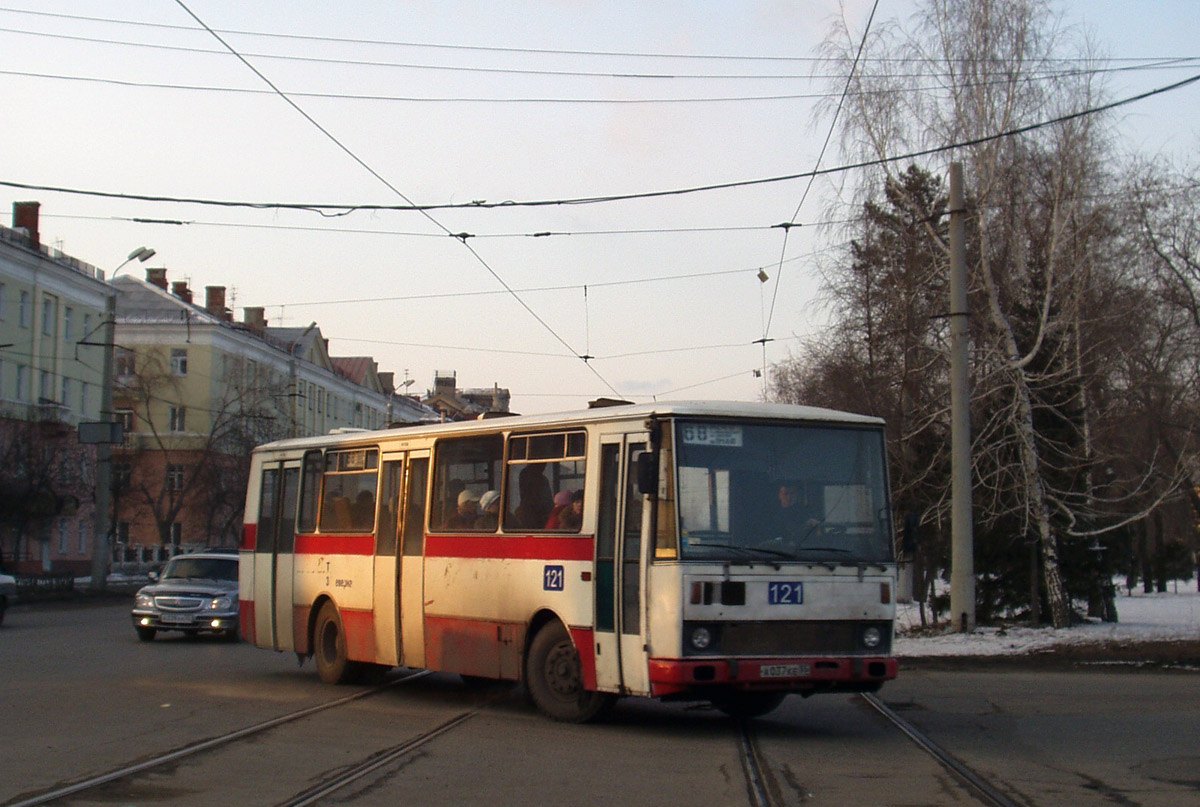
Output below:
[160,614,194,625]
[760,663,811,678]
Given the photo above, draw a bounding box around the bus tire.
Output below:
[712,691,787,719]
[314,601,360,684]
[525,621,611,723]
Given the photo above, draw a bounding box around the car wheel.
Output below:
[136,626,157,642]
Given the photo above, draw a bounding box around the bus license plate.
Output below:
[760,663,811,679]
[161,614,194,625]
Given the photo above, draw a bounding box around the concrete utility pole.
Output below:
[948,162,975,632]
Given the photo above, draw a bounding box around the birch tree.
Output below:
[782,0,1195,626]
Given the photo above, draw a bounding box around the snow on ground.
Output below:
[896,578,1200,656]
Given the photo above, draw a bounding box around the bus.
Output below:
[240,401,898,721]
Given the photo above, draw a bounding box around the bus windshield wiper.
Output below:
[693,542,797,560]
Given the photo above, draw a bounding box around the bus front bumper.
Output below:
[647,656,898,698]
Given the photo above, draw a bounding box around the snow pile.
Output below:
[896,578,1199,657]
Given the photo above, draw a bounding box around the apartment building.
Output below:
[0,203,114,575]
[110,268,411,554]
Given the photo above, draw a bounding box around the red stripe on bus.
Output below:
[425,533,594,562]
[294,533,376,555]
[240,599,256,645]
[241,523,257,551]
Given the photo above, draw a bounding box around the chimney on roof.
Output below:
[146,267,168,289]
[171,281,193,304]
[12,201,39,248]
[205,286,229,321]
[243,306,267,336]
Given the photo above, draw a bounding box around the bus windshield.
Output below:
[674,420,892,564]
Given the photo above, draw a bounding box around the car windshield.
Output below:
[161,558,237,582]
[674,420,892,563]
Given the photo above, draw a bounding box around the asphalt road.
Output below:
[1,598,1197,807]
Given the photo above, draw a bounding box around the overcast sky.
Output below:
[2,1,1197,414]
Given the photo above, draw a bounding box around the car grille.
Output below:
[155,596,204,611]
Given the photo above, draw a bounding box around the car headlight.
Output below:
[690,626,712,650]
[135,593,154,608]
[209,597,232,610]
[861,626,882,649]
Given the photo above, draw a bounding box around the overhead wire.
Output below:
[6,67,1198,216]
[763,0,879,361]
[2,6,1196,66]
[170,0,622,399]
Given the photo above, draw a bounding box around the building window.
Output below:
[170,348,188,376]
[78,519,89,554]
[58,519,69,553]
[167,464,185,492]
[16,366,29,401]
[39,371,53,402]
[19,291,31,328]
[116,409,134,442]
[41,294,57,336]
[168,406,186,432]
[64,307,74,341]
[115,348,135,377]
[113,461,132,491]
[62,378,74,410]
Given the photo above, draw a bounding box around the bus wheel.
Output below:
[712,691,787,719]
[525,621,611,722]
[314,602,359,684]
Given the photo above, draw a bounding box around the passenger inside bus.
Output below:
[545,490,573,528]
[514,465,553,529]
[475,490,501,531]
[351,490,376,531]
[552,489,584,531]
[446,488,480,530]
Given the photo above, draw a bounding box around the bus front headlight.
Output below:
[690,626,713,650]
[861,626,882,649]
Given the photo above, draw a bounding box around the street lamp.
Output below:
[90,247,156,591]
[108,246,156,279]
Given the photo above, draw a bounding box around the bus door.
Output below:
[399,451,430,669]
[594,434,650,695]
[374,453,405,666]
[254,459,300,652]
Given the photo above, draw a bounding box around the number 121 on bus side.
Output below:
[240,401,899,722]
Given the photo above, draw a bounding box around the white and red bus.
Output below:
[240,401,898,721]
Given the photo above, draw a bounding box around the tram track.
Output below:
[860,692,1023,807]
[4,671,437,807]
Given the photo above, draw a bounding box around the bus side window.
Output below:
[402,458,429,555]
[431,436,502,532]
[297,450,322,534]
[505,431,586,532]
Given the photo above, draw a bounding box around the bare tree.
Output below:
[114,349,289,551]
[781,0,1198,627]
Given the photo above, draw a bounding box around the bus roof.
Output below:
[254,400,884,454]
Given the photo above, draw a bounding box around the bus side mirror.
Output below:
[636,454,659,496]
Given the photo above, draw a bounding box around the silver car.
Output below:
[131,552,240,642]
